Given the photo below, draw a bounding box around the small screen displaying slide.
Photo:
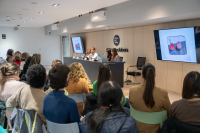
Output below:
[71,37,84,53]
[154,27,200,64]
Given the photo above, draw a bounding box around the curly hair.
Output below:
[49,64,70,91]
[0,63,20,86]
[26,64,46,88]
[69,62,89,83]
[29,54,41,67]
[14,51,22,61]
[21,52,30,61]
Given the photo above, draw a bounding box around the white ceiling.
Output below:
[0,0,128,27]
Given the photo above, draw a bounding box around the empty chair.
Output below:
[68,93,86,110]
[47,120,79,133]
[126,57,146,84]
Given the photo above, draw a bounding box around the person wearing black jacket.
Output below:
[20,56,32,81]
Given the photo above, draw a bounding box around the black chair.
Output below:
[125,57,146,85]
[120,57,123,62]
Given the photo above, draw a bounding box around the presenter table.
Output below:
[64,57,125,87]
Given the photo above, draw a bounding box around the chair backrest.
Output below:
[136,57,146,68]
[47,120,79,133]
[130,104,167,128]
[68,93,86,109]
[120,57,123,62]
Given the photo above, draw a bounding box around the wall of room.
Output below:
[0,26,61,65]
[71,18,200,94]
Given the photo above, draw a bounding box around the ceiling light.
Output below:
[23,21,26,23]
[18,14,22,15]
[22,8,30,10]
[30,17,34,19]
[6,20,10,21]
[31,2,37,4]
[17,25,20,26]
[12,19,15,20]
[7,16,10,18]
[39,12,44,14]
[52,4,59,7]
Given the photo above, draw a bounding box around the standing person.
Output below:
[0,63,27,128]
[171,71,200,126]
[6,64,48,126]
[79,81,139,133]
[106,49,112,61]
[6,49,15,63]
[43,64,80,124]
[20,52,30,70]
[90,47,98,60]
[14,51,22,66]
[129,63,171,133]
[65,62,92,114]
[111,48,120,62]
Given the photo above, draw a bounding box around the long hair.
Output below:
[87,81,127,133]
[106,49,112,61]
[69,62,89,83]
[14,51,22,61]
[0,63,20,86]
[6,49,14,62]
[142,63,155,108]
[97,64,111,95]
[182,71,200,99]
[111,48,118,61]
[21,52,30,61]
[29,54,41,67]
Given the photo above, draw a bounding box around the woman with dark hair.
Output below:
[111,48,120,62]
[20,56,32,81]
[82,63,126,115]
[6,49,15,63]
[29,54,41,67]
[106,49,112,61]
[79,81,139,133]
[129,63,171,133]
[20,52,30,70]
[171,71,200,126]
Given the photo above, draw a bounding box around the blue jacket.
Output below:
[79,111,139,133]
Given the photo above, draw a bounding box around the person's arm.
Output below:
[121,92,126,107]
[92,53,98,60]
[163,92,171,117]
[82,79,90,94]
[69,101,80,123]
[6,87,22,108]
[92,81,98,96]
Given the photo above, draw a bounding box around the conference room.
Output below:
[0,0,200,133]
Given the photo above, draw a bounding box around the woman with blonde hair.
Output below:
[65,62,93,114]
[0,63,27,128]
[111,48,121,62]
[51,60,62,67]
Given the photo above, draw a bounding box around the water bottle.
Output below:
[75,54,77,59]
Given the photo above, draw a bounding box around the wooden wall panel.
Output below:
[154,23,169,90]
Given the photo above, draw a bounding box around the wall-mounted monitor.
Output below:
[154,27,200,63]
[71,37,85,53]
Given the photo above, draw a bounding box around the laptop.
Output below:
[102,55,108,63]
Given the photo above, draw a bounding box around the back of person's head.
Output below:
[52,60,62,67]
[14,51,22,61]
[0,63,20,86]
[111,48,118,61]
[26,64,46,88]
[6,49,14,62]
[69,62,89,83]
[87,81,126,133]
[142,63,156,108]
[29,54,41,67]
[97,63,111,92]
[25,56,32,65]
[182,71,200,99]
[21,52,30,61]
[49,64,70,91]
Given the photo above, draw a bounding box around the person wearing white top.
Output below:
[90,47,98,60]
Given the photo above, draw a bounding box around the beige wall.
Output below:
[70,19,200,93]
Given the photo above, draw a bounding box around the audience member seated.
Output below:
[20,56,32,81]
[14,51,22,66]
[171,71,200,126]
[111,48,120,62]
[20,52,30,70]
[79,81,139,133]
[43,64,80,124]
[6,49,15,63]
[129,63,171,133]
[106,49,112,61]
[82,63,126,116]
[0,63,27,128]
[51,60,62,68]
[65,62,92,114]
[6,64,47,126]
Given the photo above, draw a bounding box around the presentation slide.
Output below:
[71,37,84,53]
[159,27,197,63]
